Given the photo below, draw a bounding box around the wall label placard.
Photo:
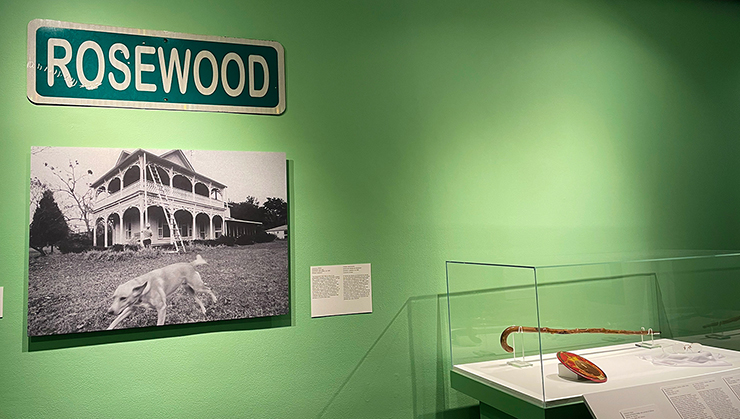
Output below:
[311,264,372,318]
[584,370,740,419]
[27,19,285,115]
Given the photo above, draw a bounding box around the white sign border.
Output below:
[310,263,372,318]
[27,19,286,115]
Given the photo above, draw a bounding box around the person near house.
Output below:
[142,224,153,247]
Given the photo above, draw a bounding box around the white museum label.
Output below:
[311,264,372,318]
[585,370,740,419]
[619,404,661,419]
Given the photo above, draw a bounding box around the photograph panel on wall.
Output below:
[28,146,288,336]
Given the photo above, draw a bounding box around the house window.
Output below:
[159,220,170,238]
[126,222,132,239]
[199,224,206,239]
[179,222,191,238]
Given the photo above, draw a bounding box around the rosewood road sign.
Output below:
[27,19,285,115]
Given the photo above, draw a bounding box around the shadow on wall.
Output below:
[27,291,478,418]
[24,314,292,351]
[316,293,478,419]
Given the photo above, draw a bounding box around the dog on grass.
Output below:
[106,254,217,330]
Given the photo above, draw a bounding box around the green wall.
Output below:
[2,1,740,418]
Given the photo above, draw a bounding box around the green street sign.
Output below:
[27,19,285,115]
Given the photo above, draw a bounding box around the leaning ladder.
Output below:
[147,165,186,253]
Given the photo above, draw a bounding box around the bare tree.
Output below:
[43,160,95,233]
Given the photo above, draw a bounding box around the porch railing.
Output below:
[93,180,225,211]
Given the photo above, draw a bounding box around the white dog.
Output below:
[107,255,217,330]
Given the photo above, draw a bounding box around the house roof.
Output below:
[114,150,132,167]
[91,149,226,189]
[266,224,287,232]
[225,217,262,225]
[158,150,196,172]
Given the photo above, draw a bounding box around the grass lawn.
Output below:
[27,240,289,335]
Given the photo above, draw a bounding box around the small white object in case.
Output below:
[558,362,584,381]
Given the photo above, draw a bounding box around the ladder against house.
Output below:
[147,165,187,253]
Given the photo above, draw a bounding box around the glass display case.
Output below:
[446,253,740,416]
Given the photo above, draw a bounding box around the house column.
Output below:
[93,221,97,247]
[104,216,108,248]
[109,215,115,246]
[139,203,145,246]
[191,176,196,205]
[192,211,197,240]
[209,215,214,240]
[114,213,119,245]
[139,155,145,188]
[143,154,148,225]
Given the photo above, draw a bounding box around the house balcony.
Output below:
[93,180,227,213]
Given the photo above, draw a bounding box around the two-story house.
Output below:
[90,149,260,247]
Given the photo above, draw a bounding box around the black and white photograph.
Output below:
[28,146,289,336]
